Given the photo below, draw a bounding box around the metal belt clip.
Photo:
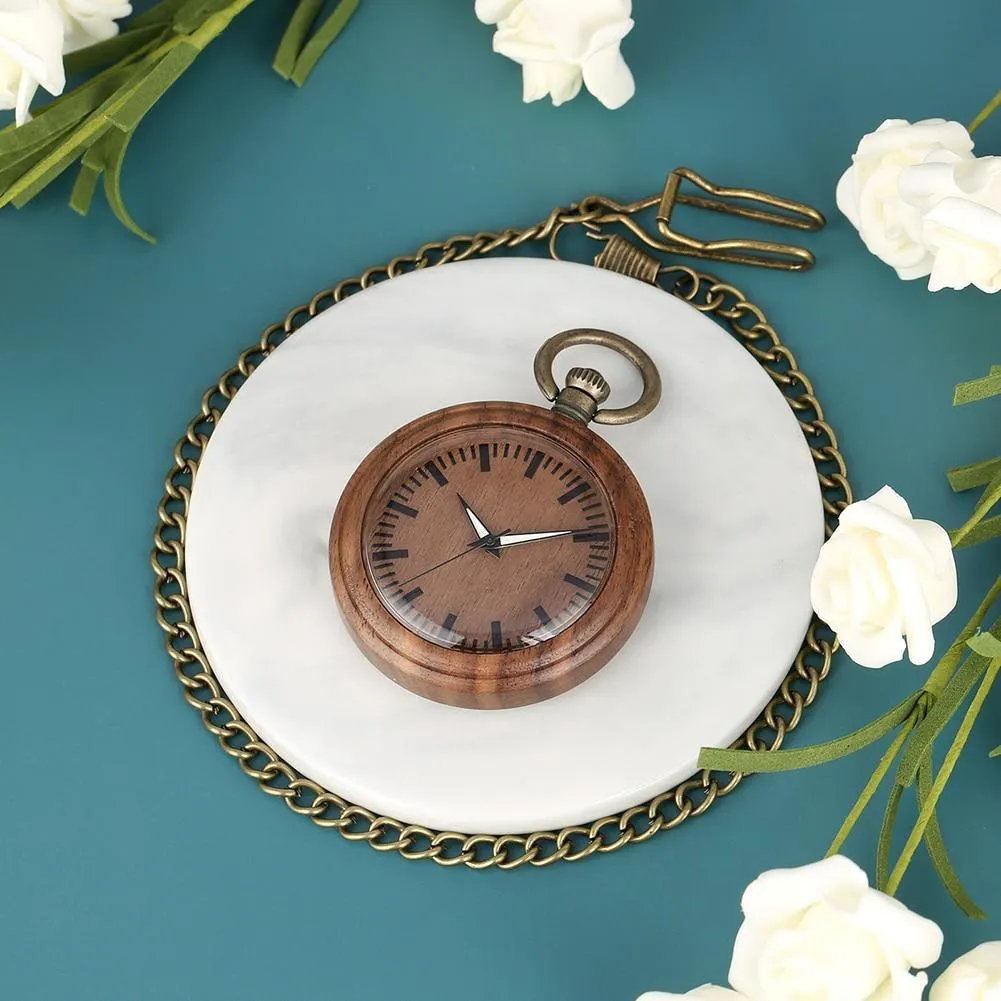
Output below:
[655,167,825,271]
[572,167,826,275]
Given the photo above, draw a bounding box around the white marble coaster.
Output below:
[184,258,823,834]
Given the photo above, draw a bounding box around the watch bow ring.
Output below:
[328,328,660,709]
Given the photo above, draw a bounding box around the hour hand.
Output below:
[457,494,501,558]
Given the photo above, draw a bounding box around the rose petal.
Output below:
[475,0,520,24]
[740,856,869,925]
[931,942,1001,1001]
[637,990,746,1001]
[837,618,908,669]
[525,0,632,59]
[909,519,958,621]
[866,485,913,520]
[581,43,634,109]
[836,166,862,230]
[854,890,943,969]
[520,60,581,104]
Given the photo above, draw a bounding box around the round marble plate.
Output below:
[185,258,823,835]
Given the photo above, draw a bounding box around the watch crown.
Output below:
[552,367,611,424]
[564,367,611,405]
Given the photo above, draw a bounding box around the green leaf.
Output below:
[4,123,112,208]
[0,119,80,190]
[173,0,240,34]
[63,24,165,76]
[968,632,1001,657]
[69,157,102,215]
[0,49,162,209]
[107,43,198,133]
[827,710,918,857]
[952,513,1001,549]
[128,0,191,29]
[952,470,1001,546]
[949,456,1001,493]
[897,628,1000,787]
[98,128,155,242]
[875,781,904,891]
[0,67,131,166]
[917,749,986,918]
[954,371,1001,405]
[886,660,1001,895]
[290,0,360,86]
[698,692,922,774]
[990,744,1001,758]
[273,0,324,80]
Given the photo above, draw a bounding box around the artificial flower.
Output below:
[836,118,974,280]
[931,942,1001,1001]
[475,0,635,109]
[730,856,943,1001]
[898,156,1001,292]
[638,988,748,1001]
[0,0,66,125]
[810,485,957,668]
[59,0,132,52]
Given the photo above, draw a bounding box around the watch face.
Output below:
[361,427,616,652]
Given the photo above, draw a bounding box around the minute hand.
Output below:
[497,530,582,547]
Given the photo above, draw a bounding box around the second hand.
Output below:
[397,530,511,588]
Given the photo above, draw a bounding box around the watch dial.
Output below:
[361,427,616,652]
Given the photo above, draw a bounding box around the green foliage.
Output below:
[0,0,361,239]
[699,366,1001,918]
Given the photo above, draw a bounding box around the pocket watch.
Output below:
[328,328,660,709]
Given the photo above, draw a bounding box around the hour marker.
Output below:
[573,531,609,543]
[442,613,458,633]
[534,605,551,625]
[387,500,419,518]
[558,482,591,505]
[400,587,423,603]
[524,451,544,479]
[491,620,503,649]
[425,462,448,486]
[479,444,491,472]
[564,574,596,594]
[372,549,409,561]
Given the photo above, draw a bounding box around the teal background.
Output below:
[3,1,1001,997]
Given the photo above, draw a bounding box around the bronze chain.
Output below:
[152,198,852,869]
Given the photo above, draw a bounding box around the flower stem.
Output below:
[922,572,1001,699]
[885,658,1001,895]
[969,88,1001,133]
[826,708,920,856]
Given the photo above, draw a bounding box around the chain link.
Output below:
[152,203,851,869]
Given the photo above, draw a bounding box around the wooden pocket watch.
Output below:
[329,328,660,709]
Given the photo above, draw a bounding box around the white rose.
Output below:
[639,988,748,1001]
[810,485,957,669]
[931,943,1001,1001]
[835,118,974,280]
[0,0,66,126]
[58,0,132,52]
[475,0,634,109]
[730,856,943,1001]
[898,156,1001,293]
